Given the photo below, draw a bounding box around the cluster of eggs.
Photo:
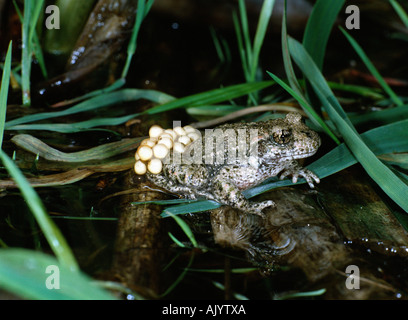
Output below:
[134,124,200,175]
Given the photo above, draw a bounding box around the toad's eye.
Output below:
[272,129,292,145]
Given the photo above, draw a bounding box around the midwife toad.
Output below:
[146,112,320,215]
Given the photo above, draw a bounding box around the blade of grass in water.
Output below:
[5,88,174,128]
[0,41,12,149]
[0,150,79,271]
[340,27,403,106]
[6,82,273,130]
[0,249,115,299]
[167,212,198,248]
[288,37,408,213]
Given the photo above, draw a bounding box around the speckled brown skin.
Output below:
[147,113,321,215]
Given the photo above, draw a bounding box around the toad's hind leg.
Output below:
[147,172,198,199]
[212,176,275,216]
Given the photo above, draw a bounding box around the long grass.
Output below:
[0,42,12,148]
[280,0,408,215]
[0,41,116,299]
[233,0,275,104]
[340,26,403,106]
[390,0,408,28]
[5,81,274,132]
[21,0,45,106]
[288,37,408,213]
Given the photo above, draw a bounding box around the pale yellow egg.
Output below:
[149,125,164,139]
[148,158,163,174]
[153,143,169,159]
[137,145,153,161]
[134,160,147,175]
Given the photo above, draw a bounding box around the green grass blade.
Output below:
[0,150,79,271]
[349,104,408,127]
[0,249,115,299]
[13,1,47,79]
[238,0,253,71]
[288,37,352,123]
[302,0,345,71]
[167,212,198,248]
[141,81,274,116]
[340,27,403,106]
[32,30,48,79]
[281,0,302,95]
[28,0,44,47]
[0,41,12,149]
[267,71,340,144]
[327,81,384,100]
[280,0,339,144]
[5,88,174,128]
[250,0,275,81]
[6,116,141,133]
[390,0,408,28]
[21,0,33,106]
[161,200,220,217]
[232,11,250,80]
[11,134,142,162]
[288,38,408,213]
[121,0,152,78]
[6,82,272,130]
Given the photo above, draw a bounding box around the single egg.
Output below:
[183,125,196,133]
[148,158,163,174]
[164,129,178,140]
[173,126,186,136]
[137,145,153,161]
[134,160,147,175]
[158,137,173,149]
[187,132,200,141]
[140,138,157,148]
[149,125,164,139]
[173,142,186,153]
[158,133,174,141]
[178,135,191,145]
[153,143,169,159]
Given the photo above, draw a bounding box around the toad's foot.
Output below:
[279,163,320,188]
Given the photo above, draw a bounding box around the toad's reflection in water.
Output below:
[211,206,296,263]
[209,188,404,299]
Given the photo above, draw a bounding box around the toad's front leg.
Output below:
[279,160,320,188]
